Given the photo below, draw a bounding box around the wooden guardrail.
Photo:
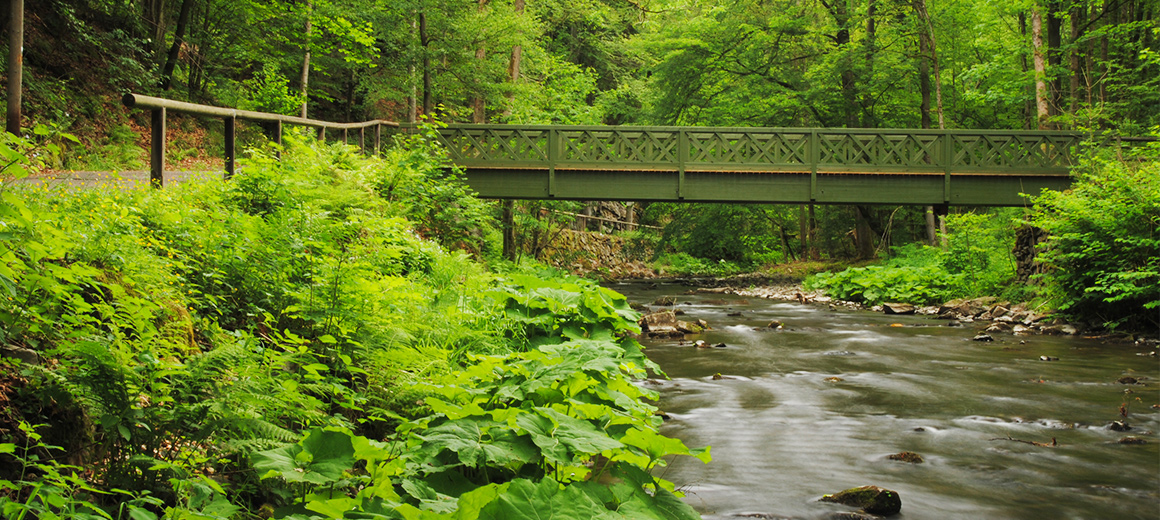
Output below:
[122,93,399,187]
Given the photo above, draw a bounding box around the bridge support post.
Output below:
[224,116,236,179]
[943,130,953,203]
[677,129,687,200]
[548,128,558,197]
[150,107,166,188]
[317,127,325,141]
[809,130,818,201]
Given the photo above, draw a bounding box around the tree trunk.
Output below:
[299,0,314,119]
[145,0,168,60]
[7,0,23,136]
[862,0,877,127]
[914,0,944,128]
[503,0,525,118]
[502,200,516,261]
[1032,7,1051,129]
[1047,0,1063,115]
[471,0,488,123]
[421,11,432,116]
[807,205,819,260]
[925,207,938,245]
[854,206,875,259]
[160,0,195,91]
[1019,12,1034,129]
[799,205,809,261]
[1069,3,1084,115]
[918,31,931,129]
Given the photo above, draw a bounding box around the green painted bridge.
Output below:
[428,125,1081,206]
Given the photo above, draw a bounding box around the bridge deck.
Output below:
[428,125,1080,206]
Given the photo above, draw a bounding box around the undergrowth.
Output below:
[0,128,708,519]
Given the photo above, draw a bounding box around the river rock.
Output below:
[887,451,924,463]
[819,485,902,516]
[727,311,743,317]
[986,323,1011,333]
[972,333,994,342]
[676,320,703,334]
[1039,355,1059,361]
[1012,324,1031,334]
[883,303,915,315]
[1118,436,1147,444]
[1116,376,1140,385]
[767,320,784,329]
[1108,421,1132,432]
[1041,324,1078,335]
[652,295,677,306]
[640,310,683,338]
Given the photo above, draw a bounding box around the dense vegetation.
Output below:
[0,131,708,519]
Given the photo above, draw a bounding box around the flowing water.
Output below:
[612,281,1160,520]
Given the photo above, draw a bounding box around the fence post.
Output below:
[374,124,381,156]
[268,120,283,160]
[224,116,236,179]
[151,107,166,188]
[317,127,325,141]
[359,128,365,154]
[547,128,558,197]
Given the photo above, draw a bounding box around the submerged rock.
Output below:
[1116,376,1140,385]
[1108,421,1132,432]
[887,451,925,463]
[819,485,902,516]
[1118,436,1147,444]
[972,333,994,342]
[652,295,677,306]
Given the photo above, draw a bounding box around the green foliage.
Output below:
[238,63,308,116]
[805,210,1023,306]
[1,132,704,519]
[1031,143,1160,330]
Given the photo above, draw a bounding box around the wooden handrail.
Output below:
[122,93,399,187]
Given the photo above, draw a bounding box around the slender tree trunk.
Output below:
[408,18,418,123]
[918,33,932,130]
[1069,3,1084,116]
[502,200,516,261]
[807,205,818,260]
[799,205,809,261]
[421,11,432,116]
[1047,0,1063,115]
[862,0,877,127]
[145,0,168,60]
[503,0,525,118]
[1019,12,1035,129]
[854,206,875,259]
[299,0,313,119]
[160,0,195,91]
[914,0,944,128]
[7,0,23,136]
[471,0,488,123]
[1032,6,1051,129]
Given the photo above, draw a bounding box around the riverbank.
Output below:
[623,275,1159,347]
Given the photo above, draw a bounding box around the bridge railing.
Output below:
[123,93,398,187]
[429,125,1083,176]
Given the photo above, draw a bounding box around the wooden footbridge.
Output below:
[122,94,1084,207]
[432,125,1080,206]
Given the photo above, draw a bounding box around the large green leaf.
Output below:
[475,478,617,520]
[253,428,356,485]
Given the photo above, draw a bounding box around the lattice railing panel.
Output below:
[817,133,944,168]
[952,134,1077,170]
[558,129,678,164]
[439,127,549,163]
[686,131,810,166]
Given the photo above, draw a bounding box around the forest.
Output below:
[1,0,1159,518]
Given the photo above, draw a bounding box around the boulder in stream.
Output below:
[640,310,683,338]
[882,303,915,315]
[652,295,677,306]
[972,333,994,342]
[819,485,902,516]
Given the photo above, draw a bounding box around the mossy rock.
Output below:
[820,485,902,516]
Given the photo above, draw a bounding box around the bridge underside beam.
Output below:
[460,168,1070,206]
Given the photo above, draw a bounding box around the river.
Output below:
[613,281,1160,520]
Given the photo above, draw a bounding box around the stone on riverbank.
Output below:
[819,485,902,516]
[883,303,915,315]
